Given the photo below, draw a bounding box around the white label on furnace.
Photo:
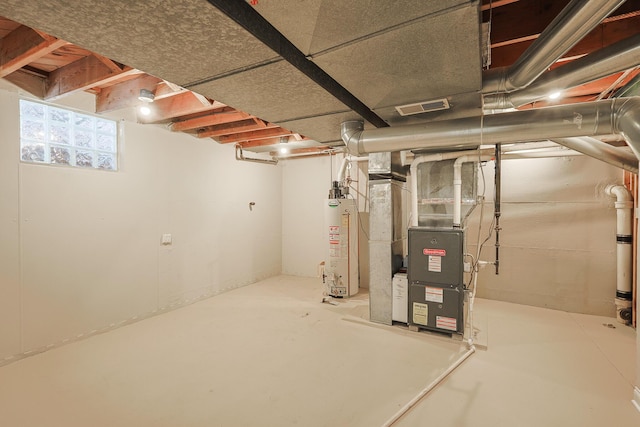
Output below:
[425,286,443,303]
[436,316,457,331]
[428,255,442,272]
[412,302,428,326]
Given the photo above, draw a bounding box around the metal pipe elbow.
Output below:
[613,97,640,160]
[341,120,365,155]
[605,184,633,204]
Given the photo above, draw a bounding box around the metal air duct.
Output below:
[483,0,626,94]
[484,33,640,110]
[342,97,640,160]
[551,137,639,174]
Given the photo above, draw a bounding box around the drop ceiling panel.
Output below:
[251,0,471,55]
[0,0,279,87]
[312,4,482,112]
[188,60,351,127]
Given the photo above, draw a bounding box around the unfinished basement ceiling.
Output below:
[0,0,639,155]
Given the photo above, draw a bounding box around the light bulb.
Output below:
[139,105,151,116]
[548,91,562,100]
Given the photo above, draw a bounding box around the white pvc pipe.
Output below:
[453,155,494,227]
[409,150,493,227]
[336,155,369,183]
[381,344,476,427]
[605,185,634,299]
[351,156,370,162]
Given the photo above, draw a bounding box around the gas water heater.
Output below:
[324,197,359,297]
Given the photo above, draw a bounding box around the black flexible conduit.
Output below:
[205,0,389,129]
[494,144,501,275]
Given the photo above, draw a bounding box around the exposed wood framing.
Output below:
[139,91,222,123]
[487,1,640,68]
[171,110,253,131]
[46,55,139,100]
[216,127,297,144]
[0,25,67,77]
[95,74,162,113]
[3,69,46,97]
[481,0,521,11]
[197,120,278,138]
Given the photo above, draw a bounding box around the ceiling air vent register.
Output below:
[395,98,450,116]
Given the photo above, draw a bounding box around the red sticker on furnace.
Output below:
[423,248,446,256]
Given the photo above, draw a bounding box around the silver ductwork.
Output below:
[485,33,640,110]
[483,0,626,94]
[551,137,639,174]
[342,97,640,161]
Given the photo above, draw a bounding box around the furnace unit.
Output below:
[408,227,464,334]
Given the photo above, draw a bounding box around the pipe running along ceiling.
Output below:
[342,97,640,158]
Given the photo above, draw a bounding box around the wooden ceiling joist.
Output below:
[217,127,296,144]
[45,55,139,100]
[139,91,223,123]
[0,25,67,78]
[490,13,640,68]
[95,73,163,113]
[3,68,46,98]
[197,120,278,138]
[171,110,253,131]
[481,0,521,12]
[154,81,186,100]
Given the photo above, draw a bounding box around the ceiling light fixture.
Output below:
[280,147,288,154]
[139,105,151,116]
[548,91,562,100]
[138,88,155,103]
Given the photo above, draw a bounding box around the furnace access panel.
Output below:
[408,228,464,334]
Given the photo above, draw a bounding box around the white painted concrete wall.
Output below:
[281,156,330,277]
[466,155,621,316]
[0,85,282,361]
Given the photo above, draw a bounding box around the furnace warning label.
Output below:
[428,255,442,272]
[412,302,428,326]
[423,248,446,256]
[436,316,457,331]
[425,286,444,303]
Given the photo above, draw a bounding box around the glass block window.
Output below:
[19,99,118,170]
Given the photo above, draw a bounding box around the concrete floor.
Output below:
[0,275,638,426]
